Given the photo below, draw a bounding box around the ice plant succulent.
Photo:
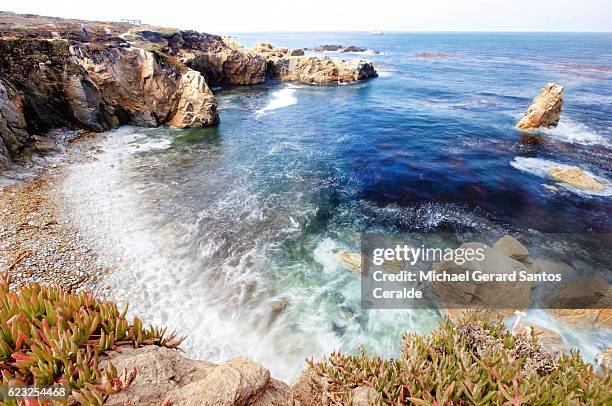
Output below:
[0,273,185,405]
[311,313,612,405]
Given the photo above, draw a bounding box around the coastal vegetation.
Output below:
[0,274,183,405]
[1,276,610,404]
[311,313,612,405]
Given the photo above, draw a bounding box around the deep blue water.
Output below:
[65,33,612,379]
[228,32,612,233]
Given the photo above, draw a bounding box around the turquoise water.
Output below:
[63,33,611,379]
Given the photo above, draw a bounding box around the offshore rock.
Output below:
[251,42,378,84]
[267,56,378,84]
[548,166,605,191]
[516,82,564,129]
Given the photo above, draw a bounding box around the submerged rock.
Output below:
[432,242,536,311]
[550,308,612,329]
[548,166,605,191]
[493,235,531,263]
[516,82,563,129]
[336,251,363,275]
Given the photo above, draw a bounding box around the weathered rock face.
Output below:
[103,346,294,406]
[71,45,218,127]
[267,55,377,84]
[251,42,378,84]
[0,78,28,166]
[0,38,218,163]
[516,82,564,129]
[0,14,377,163]
[548,166,605,191]
[182,36,268,85]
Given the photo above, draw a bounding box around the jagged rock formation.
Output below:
[0,13,377,165]
[0,37,218,166]
[252,42,378,84]
[516,82,564,130]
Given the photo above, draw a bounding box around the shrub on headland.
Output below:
[310,313,612,405]
[0,274,184,405]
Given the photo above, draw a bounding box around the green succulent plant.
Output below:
[0,273,184,405]
[311,313,612,405]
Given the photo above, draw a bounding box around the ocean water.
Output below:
[62,33,612,379]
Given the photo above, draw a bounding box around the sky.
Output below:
[2,0,611,33]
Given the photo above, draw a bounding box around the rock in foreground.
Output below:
[104,346,293,406]
[548,166,605,191]
[516,82,564,129]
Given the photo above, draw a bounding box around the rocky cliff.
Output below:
[0,12,377,166]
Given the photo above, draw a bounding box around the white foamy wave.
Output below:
[257,86,298,115]
[541,119,610,146]
[129,138,173,153]
[510,157,612,197]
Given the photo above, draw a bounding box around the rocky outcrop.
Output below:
[0,37,218,163]
[516,82,563,129]
[548,166,605,191]
[181,35,268,85]
[0,78,28,166]
[267,56,377,84]
[71,45,218,127]
[103,346,294,406]
[0,13,377,163]
[252,42,378,84]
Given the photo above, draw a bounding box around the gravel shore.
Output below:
[0,132,111,291]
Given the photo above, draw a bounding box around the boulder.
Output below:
[103,346,293,406]
[548,166,605,191]
[516,83,563,129]
[290,367,328,406]
[313,45,343,52]
[493,235,531,263]
[432,242,535,311]
[168,69,219,127]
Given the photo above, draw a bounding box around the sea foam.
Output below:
[257,86,298,114]
[541,119,610,146]
[510,157,611,197]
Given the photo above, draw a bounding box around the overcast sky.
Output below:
[4,1,612,33]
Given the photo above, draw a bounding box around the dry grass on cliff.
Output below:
[311,313,612,405]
